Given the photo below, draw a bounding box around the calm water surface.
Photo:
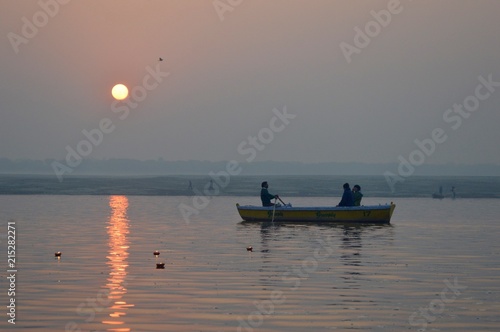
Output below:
[0,195,499,331]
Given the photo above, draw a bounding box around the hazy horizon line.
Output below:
[1,157,499,177]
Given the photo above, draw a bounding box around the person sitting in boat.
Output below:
[261,181,279,207]
[338,183,354,207]
[352,184,363,206]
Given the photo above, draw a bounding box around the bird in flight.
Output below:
[159,57,163,61]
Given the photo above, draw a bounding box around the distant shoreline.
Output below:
[1,174,499,198]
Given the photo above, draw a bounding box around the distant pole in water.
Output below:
[188,180,193,190]
[451,186,456,199]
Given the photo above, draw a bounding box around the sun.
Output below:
[111,84,129,100]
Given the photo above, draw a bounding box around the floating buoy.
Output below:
[246,246,253,252]
[55,251,62,257]
[156,262,165,269]
[153,250,160,256]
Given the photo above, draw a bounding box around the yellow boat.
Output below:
[236,202,396,224]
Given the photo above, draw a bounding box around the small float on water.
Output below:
[236,203,396,224]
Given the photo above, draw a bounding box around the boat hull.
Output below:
[236,203,396,224]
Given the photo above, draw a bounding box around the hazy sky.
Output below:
[1,0,499,167]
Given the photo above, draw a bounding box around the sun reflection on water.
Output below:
[103,195,134,331]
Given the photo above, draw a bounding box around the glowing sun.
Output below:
[111,84,129,100]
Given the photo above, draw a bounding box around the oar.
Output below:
[271,198,277,222]
[277,196,286,206]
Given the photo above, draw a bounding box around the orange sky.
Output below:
[1,0,500,166]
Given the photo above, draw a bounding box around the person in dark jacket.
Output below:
[352,184,363,206]
[338,183,354,206]
[261,181,279,207]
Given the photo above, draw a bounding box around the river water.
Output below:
[0,194,499,331]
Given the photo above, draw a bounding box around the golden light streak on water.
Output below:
[103,195,134,331]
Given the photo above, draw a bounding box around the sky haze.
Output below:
[1,0,500,171]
